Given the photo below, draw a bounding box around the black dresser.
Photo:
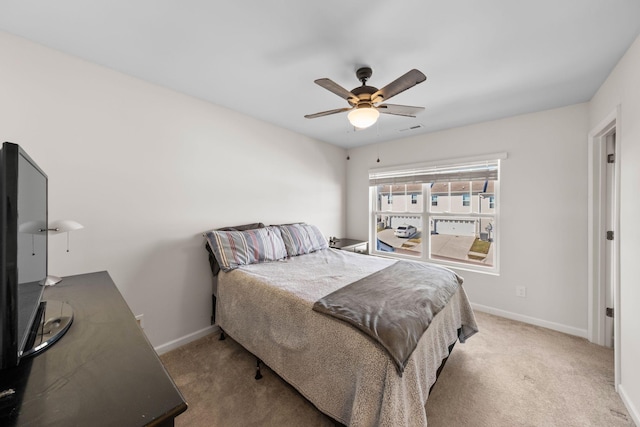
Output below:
[0,271,187,426]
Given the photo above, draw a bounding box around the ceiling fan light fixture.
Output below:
[348,106,379,129]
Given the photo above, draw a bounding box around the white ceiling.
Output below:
[1,1,639,149]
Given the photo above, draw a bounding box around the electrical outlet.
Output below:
[516,286,527,298]
[135,314,144,329]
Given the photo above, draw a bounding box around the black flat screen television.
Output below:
[1,142,49,370]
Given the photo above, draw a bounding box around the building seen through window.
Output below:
[370,156,502,272]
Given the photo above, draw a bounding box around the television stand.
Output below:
[0,271,187,426]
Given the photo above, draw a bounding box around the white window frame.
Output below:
[368,153,506,275]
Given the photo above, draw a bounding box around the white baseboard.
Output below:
[154,324,220,355]
[618,384,640,426]
[471,303,588,339]
[156,306,589,354]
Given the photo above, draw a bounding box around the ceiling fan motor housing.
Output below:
[349,85,378,106]
[349,67,380,106]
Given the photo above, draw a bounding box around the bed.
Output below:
[205,223,478,427]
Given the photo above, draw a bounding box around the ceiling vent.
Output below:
[398,124,424,132]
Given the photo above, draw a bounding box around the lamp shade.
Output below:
[348,107,379,129]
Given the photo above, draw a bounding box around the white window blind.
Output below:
[369,159,500,186]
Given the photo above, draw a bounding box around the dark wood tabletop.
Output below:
[0,271,187,426]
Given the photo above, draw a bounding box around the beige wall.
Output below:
[347,103,590,336]
[0,31,347,350]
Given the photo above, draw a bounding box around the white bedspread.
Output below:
[217,248,477,427]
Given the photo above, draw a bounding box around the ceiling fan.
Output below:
[305,67,427,129]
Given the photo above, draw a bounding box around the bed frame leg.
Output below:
[219,330,226,341]
[255,358,263,380]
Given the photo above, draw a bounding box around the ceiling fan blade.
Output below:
[314,78,359,104]
[377,104,425,117]
[305,107,352,119]
[371,69,426,103]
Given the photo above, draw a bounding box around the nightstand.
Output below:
[329,238,368,254]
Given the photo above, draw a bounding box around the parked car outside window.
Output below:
[394,225,417,238]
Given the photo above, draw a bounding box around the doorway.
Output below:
[588,106,620,389]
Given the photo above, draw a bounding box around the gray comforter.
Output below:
[313,260,473,375]
[217,249,478,427]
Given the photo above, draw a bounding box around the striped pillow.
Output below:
[205,226,288,272]
[279,223,328,257]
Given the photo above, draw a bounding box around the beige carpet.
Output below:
[160,311,634,426]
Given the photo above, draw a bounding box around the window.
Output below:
[369,154,504,273]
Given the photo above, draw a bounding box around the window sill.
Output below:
[369,250,500,276]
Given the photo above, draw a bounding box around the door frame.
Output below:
[587,105,621,389]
